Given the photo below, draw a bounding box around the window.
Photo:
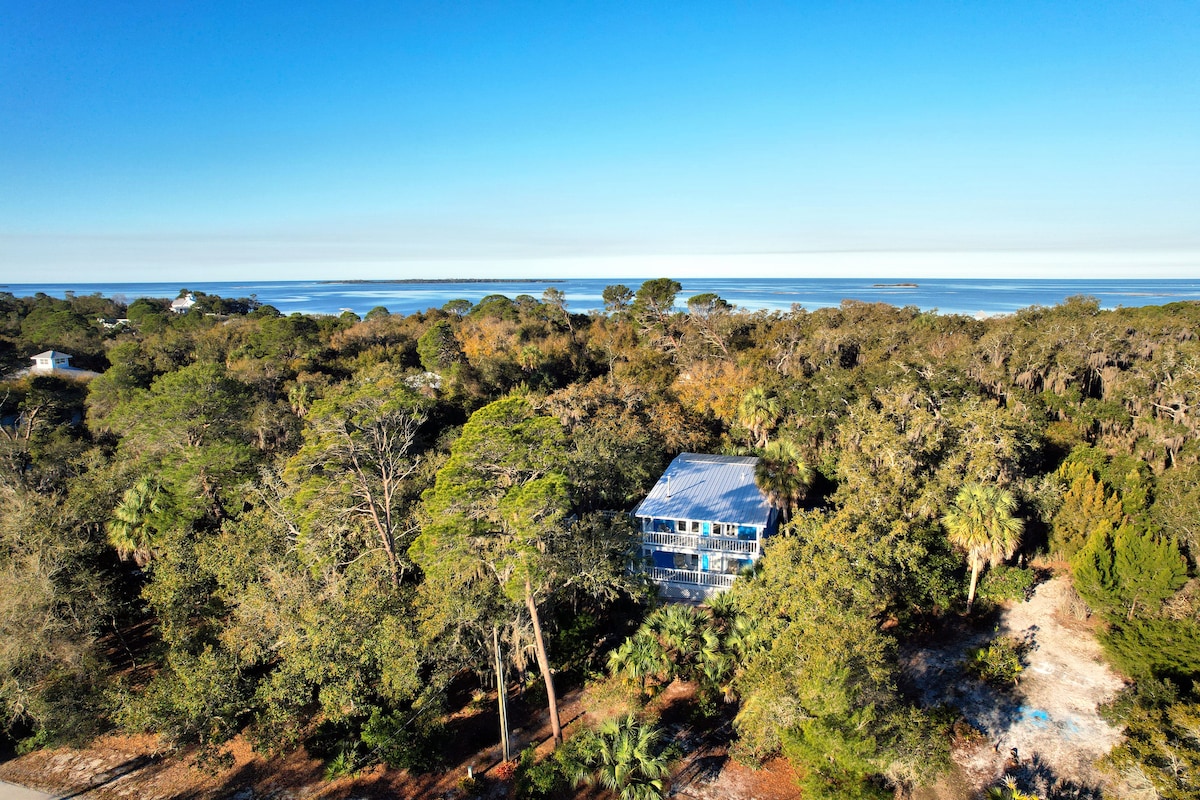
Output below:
[676,520,687,532]
[690,520,700,533]
[673,552,698,571]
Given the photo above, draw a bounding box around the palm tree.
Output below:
[571,714,672,800]
[704,590,738,625]
[942,483,1024,611]
[646,604,706,675]
[608,632,669,699]
[986,776,1042,800]
[721,612,766,663]
[107,477,164,567]
[737,387,779,449]
[754,439,815,522]
[695,626,734,703]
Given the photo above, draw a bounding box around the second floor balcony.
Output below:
[640,530,759,555]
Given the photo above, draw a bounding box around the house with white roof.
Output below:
[170,293,197,314]
[633,453,779,601]
[31,351,74,373]
[21,351,99,380]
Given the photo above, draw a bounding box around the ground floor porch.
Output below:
[645,565,737,601]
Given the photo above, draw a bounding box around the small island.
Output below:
[873,282,919,288]
[317,278,565,285]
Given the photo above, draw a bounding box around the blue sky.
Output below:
[2,1,1198,281]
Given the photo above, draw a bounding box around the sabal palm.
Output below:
[646,604,706,670]
[586,714,671,800]
[942,483,1024,610]
[986,777,1041,800]
[754,439,815,522]
[722,612,766,662]
[608,632,669,696]
[738,387,779,449]
[703,592,755,650]
[107,477,164,567]
[704,590,738,627]
[696,628,735,702]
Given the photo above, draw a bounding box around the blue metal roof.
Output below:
[634,453,773,526]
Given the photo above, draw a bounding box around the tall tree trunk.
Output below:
[966,560,981,611]
[525,578,562,746]
[494,625,511,761]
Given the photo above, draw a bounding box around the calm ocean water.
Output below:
[7,278,1200,318]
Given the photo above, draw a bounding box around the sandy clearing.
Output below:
[0,780,57,800]
[904,576,1126,798]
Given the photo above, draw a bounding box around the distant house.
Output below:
[97,317,130,329]
[170,293,197,314]
[31,350,74,373]
[20,350,99,380]
[633,453,779,601]
[405,371,444,392]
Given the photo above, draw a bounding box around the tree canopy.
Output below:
[1,286,1198,798]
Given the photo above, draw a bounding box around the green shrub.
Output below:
[1099,618,1200,682]
[1100,681,1200,800]
[514,744,570,800]
[15,728,49,756]
[976,565,1039,604]
[964,636,1027,687]
[323,745,359,781]
[783,711,896,800]
[359,705,446,774]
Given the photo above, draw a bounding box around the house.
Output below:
[405,371,444,393]
[31,351,74,373]
[170,293,196,314]
[633,453,779,601]
[21,351,99,380]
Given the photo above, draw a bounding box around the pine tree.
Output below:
[1050,462,1124,559]
[1072,524,1187,622]
[412,395,571,745]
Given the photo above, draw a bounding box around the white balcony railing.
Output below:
[641,531,758,555]
[648,567,737,589]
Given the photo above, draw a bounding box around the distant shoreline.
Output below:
[5,278,1199,319]
[316,278,566,285]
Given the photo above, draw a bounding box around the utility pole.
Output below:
[494,625,511,762]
